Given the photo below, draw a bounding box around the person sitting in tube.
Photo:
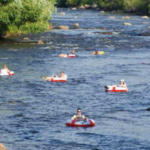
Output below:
[1,65,11,74]
[92,48,105,55]
[58,50,75,57]
[71,108,87,122]
[118,79,129,91]
[41,71,67,81]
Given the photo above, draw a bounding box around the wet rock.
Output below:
[146,107,150,111]
[92,3,98,9]
[23,37,29,41]
[95,32,113,35]
[111,10,117,13]
[48,25,53,30]
[59,12,65,15]
[123,22,132,26]
[138,32,150,36]
[122,16,130,20]
[142,16,149,19]
[100,11,105,14]
[101,27,107,30]
[8,100,15,104]
[85,4,91,9]
[0,143,7,150]
[79,6,85,9]
[38,40,44,45]
[110,16,115,19]
[143,22,149,24]
[72,7,77,10]
[56,26,69,30]
[73,23,80,29]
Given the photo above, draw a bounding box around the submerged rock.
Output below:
[48,25,53,30]
[146,107,150,111]
[79,6,85,9]
[122,16,130,20]
[110,16,115,19]
[100,11,105,14]
[56,26,69,30]
[92,3,98,9]
[23,37,29,41]
[38,40,44,45]
[85,4,91,9]
[0,143,7,150]
[123,22,132,26]
[142,16,149,19]
[59,12,65,15]
[72,7,77,10]
[138,32,150,36]
[73,23,80,29]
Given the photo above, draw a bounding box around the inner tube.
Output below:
[66,119,95,127]
[105,85,128,92]
[50,78,67,82]
[67,54,76,58]
[0,70,14,76]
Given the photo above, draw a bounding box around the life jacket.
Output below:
[75,115,85,121]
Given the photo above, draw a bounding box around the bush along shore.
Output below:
[56,0,150,15]
[0,0,56,38]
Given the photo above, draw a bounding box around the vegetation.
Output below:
[0,0,56,37]
[57,0,150,14]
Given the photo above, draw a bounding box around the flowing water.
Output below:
[0,8,150,150]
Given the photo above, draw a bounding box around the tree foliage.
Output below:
[0,0,56,36]
[58,0,150,14]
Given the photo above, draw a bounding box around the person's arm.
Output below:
[82,115,87,121]
[71,115,76,120]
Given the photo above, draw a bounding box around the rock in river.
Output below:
[0,143,7,150]
[56,26,69,30]
[123,22,132,26]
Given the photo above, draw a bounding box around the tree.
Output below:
[0,0,56,37]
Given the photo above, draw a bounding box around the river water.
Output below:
[0,8,150,150]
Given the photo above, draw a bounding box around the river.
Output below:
[0,8,150,150]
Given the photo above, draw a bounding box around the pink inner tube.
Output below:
[66,119,95,127]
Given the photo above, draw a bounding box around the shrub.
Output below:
[0,0,56,37]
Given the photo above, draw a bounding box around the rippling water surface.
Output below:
[0,9,150,150]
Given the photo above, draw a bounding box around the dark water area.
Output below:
[0,8,150,150]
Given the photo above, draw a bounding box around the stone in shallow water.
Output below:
[122,16,130,20]
[146,107,150,111]
[110,16,115,19]
[38,40,44,45]
[56,26,69,30]
[123,22,132,26]
[59,12,65,15]
[142,16,149,19]
[0,143,7,150]
[73,23,80,29]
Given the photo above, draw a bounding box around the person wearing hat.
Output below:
[92,48,105,55]
[119,79,128,91]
